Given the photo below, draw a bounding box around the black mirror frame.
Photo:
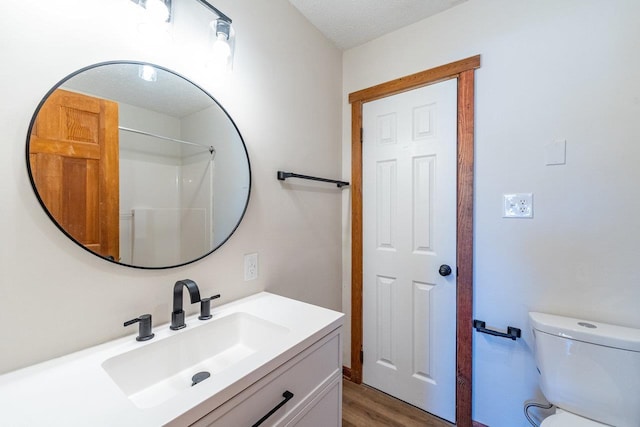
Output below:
[26,60,251,270]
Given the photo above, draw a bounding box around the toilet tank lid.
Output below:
[529,312,640,352]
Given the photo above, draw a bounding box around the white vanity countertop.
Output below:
[0,292,343,427]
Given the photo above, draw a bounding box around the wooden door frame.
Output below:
[348,55,480,427]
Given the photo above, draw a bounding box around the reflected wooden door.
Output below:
[29,89,119,260]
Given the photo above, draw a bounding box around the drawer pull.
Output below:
[251,390,294,427]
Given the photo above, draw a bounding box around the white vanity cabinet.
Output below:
[189,328,342,427]
[0,293,343,427]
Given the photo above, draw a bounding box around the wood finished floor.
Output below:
[342,379,453,427]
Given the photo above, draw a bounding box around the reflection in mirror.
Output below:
[27,62,250,269]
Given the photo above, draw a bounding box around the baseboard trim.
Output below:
[342,366,352,381]
[472,421,489,427]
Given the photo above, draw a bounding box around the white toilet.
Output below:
[530,312,640,427]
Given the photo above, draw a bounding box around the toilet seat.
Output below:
[541,411,607,427]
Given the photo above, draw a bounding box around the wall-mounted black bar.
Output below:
[277,171,350,188]
[473,319,521,340]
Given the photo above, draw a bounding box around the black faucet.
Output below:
[170,279,201,330]
[199,294,221,320]
[124,314,155,341]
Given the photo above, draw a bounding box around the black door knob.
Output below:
[439,264,452,277]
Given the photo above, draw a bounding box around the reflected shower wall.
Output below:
[118,102,214,266]
[182,104,249,248]
[179,147,214,263]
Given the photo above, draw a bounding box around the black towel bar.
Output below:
[277,171,349,188]
[473,319,521,340]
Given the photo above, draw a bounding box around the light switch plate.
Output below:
[503,193,533,218]
[545,139,566,165]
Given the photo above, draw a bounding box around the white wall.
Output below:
[0,0,342,374]
[342,0,640,425]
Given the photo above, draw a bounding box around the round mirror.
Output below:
[26,61,250,269]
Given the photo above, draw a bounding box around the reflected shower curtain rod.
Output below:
[118,126,214,153]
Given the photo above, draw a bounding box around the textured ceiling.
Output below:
[62,63,214,118]
[288,0,468,50]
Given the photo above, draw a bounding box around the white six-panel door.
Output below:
[362,79,457,422]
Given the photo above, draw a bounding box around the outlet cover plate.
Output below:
[503,193,533,218]
[244,253,258,281]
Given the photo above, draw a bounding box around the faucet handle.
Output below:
[199,294,221,320]
[124,314,155,341]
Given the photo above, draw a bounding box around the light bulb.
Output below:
[212,33,232,64]
[145,0,170,23]
[208,19,234,74]
[132,0,172,43]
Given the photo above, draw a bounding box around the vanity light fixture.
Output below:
[196,0,235,72]
[130,0,172,42]
[130,0,172,23]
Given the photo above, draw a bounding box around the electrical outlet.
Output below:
[244,253,258,281]
[503,193,533,218]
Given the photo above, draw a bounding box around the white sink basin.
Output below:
[102,312,289,408]
[0,292,343,427]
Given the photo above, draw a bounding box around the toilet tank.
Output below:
[530,312,640,427]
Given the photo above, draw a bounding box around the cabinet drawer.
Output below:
[284,375,342,427]
[192,329,341,427]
